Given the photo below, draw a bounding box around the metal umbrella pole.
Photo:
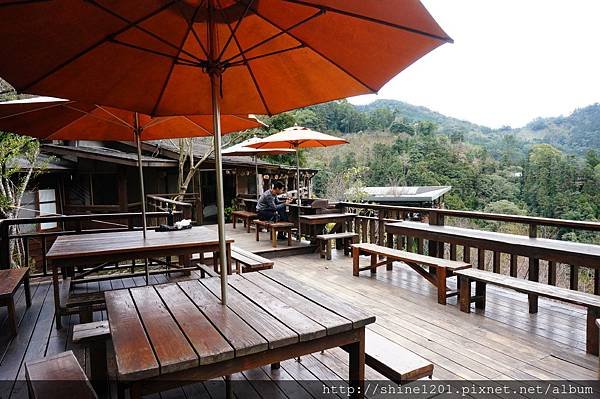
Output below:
[133,112,150,285]
[255,155,260,199]
[209,5,228,305]
[295,145,301,241]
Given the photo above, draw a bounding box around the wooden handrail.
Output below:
[146,194,191,208]
[339,202,600,232]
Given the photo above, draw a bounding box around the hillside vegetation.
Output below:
[250,99,600,234]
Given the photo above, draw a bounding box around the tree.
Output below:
[0,132,42,267]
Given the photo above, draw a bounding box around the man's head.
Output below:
[272,181,285,195]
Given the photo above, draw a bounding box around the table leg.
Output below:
[52,265,62,329]
[226,243,232,275]
[24,270,31,307]
[347,327,365,399]
[436,267,447,305]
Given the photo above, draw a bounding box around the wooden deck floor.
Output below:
[0,224,597,399]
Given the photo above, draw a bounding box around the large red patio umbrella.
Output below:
[248,126,348,237]
[0,0,452,303]
[0,96,263,237]
[222,136,295,199]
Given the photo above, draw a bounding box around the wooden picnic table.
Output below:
[46,227,233,329]
[385,221,600,268]
[105,269,374,398]
[300,213,356,240]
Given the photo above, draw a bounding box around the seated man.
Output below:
[256,181,291,239]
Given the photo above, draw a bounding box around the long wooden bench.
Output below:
[254,220,294,247]
[455,267,600,355]
[25,350,98,399]
[342,329,433,384]
[316,232,358,260]
[231,246,274,273]
[352,243,471,305]
[0,267,31,336]
[231,210,257,233]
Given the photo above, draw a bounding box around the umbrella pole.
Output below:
[208,5,228,304]
[134,113,150,285]
[134,113,148,239]
[255,155,260,199]
[296,147,301,242]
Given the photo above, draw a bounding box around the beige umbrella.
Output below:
[222,136,295,199]
[248,126,348,238]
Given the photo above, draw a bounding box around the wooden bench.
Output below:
[342,329,433,384]
[25,350,98,399]
[455,267,600,355]
[316,232,358,260]
[198,262,217,278]
[231,210,257,233]
[352,243,471,305]
[0,267,31,336]
[254,220,294,248]
[73,320,110,392]
[231,246,274,274]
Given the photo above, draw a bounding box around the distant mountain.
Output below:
[355,99,600,155]
[356,99,491,135]
[515,103,600,154]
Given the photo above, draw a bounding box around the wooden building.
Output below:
[18,140,317,224]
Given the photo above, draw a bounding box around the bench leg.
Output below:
[586,307,599,355]
[247,219,252,233]
[79,307,93,324]
[352,246,360,277]
[326,240,332,260]
[319,240,325,259]
[288,229,292,247]
[232,217,237,229]
[256,224,260,241]
[271,362,281,370]
[90,340,108,393]
[436,267,447,305]
[459,276,471,313]
[528,258,539,314]
[271,228,277,248]
[236,260,241,274]
[370,253,377,274]
[24,271,31,307]
[475,281,486,310]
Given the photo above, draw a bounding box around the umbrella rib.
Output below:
[0,101,73,120]
[20,0,179,92]
[188,0,210,59]
[218,2,273,116]
[0,0,49,8]
[93,105,134,129]
[216,0,255,62]
[221,9,323,65]
[109,38,201,65]
[282,0,453,43]
[150,5,201,117]
[228,44,304,66]
[88,0,205,64]
[246,6,378,93]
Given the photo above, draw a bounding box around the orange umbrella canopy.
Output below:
[0,1,452,117]
[248,126,348,149]
[0,97,264,141]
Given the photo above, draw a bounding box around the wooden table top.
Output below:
[386,221,600,265]
[46,227,233,260]
[105,270,375,381]
[299,213,356,223]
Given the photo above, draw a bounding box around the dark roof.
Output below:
[41,144,177,168]
[10,153,74,172]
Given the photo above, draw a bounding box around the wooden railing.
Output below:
[0,211,181,276]
[147,193,201,223]
[147,194,193,221]
[338,201,600,295]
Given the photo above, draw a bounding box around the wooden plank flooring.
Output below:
[0,223,597,399]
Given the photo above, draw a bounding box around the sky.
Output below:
[348,0,600,129]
